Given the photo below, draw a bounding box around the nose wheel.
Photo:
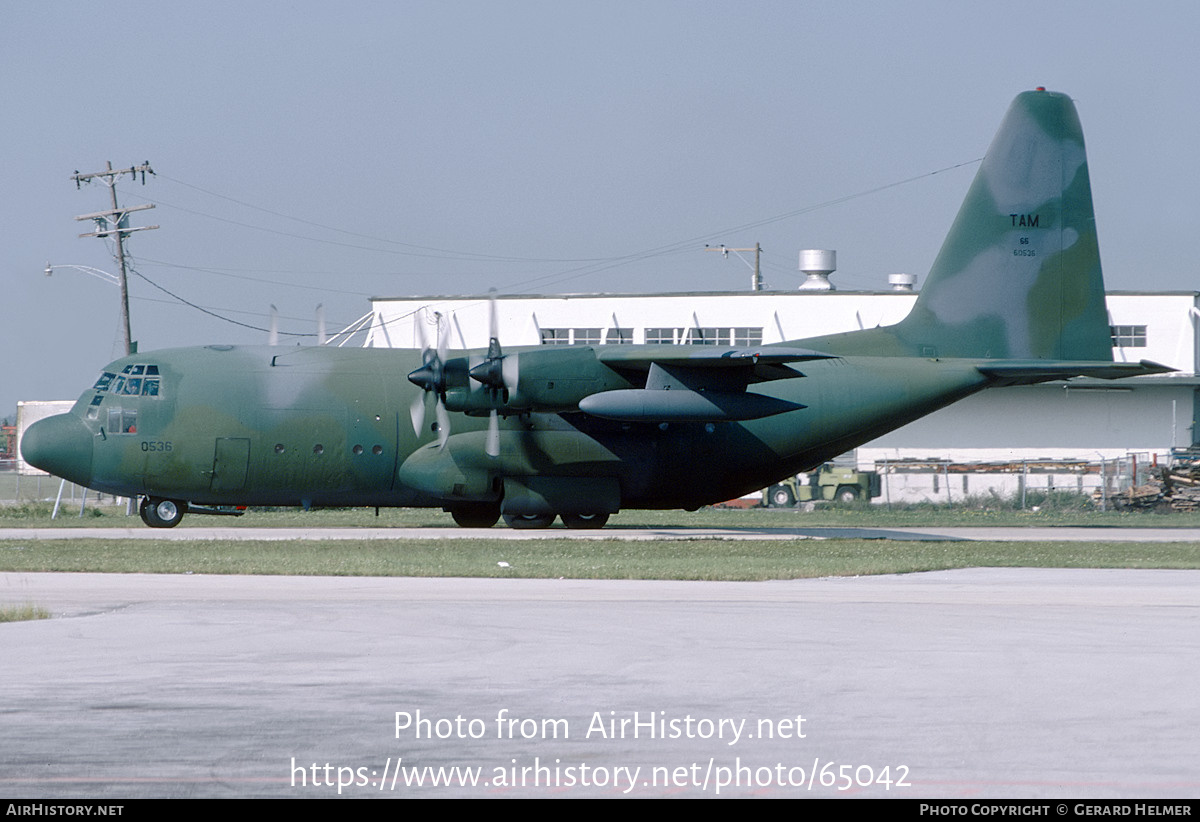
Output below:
[140,497,187,528]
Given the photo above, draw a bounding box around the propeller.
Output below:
[468,292,509,458]
[407,310,451,448]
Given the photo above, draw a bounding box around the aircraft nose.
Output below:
[20,414,93,486]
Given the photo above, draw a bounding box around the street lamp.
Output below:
[43,262,132,355]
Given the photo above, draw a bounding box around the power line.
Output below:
[154,173,614,263]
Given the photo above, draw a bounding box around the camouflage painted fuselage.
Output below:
[47,344,990,511]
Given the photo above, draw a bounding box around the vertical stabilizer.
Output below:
[895,89,1111,361]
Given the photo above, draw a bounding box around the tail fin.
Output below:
[896,89,1111,361]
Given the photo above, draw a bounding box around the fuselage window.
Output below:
[107,407,137,434]
[93,372,115,391]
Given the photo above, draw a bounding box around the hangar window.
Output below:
[680,327,763,346]
[685,327,730,346]
[732,327,763,346]
[1110,325,1147,347]
[605,327,634,344]
[539,328,605,345]
[540,328,572,345]
[645,327,683,345]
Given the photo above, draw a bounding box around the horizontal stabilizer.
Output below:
[978,359,1175,384]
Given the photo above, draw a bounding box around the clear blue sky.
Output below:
[5,0,1198,417]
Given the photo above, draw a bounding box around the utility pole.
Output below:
[71,161,157,355]
[705,243,763,291]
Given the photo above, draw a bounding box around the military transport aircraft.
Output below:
[22,89,1171,528]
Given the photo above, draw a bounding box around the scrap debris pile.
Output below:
[1102,450,1200,511]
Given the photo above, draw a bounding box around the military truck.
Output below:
[764,464,882,507]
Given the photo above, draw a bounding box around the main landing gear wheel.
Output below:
[140,497,187,528]
[450,504,501,528]
[503,513,557,529]
[560,512,610,529]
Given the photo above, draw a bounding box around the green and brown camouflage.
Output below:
[22,90,1172,528]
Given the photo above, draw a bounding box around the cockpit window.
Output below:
[93,365,161,397]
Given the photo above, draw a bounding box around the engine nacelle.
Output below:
[443,347,629,416]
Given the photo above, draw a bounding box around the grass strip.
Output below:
[1,537,1197,580]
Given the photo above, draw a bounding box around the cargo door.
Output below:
[211,437,250,492]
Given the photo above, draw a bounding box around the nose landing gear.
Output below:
[140,497,187,528]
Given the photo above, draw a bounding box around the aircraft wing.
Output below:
[596,345,836,383]
[569,346,837,422]
[978,359,1176,385]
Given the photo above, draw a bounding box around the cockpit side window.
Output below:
[107,407,137,434]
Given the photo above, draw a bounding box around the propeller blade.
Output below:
[409,392,425,436]
[316,304,327,345]
[414,307,430,351]
[485,409,500,457]
[268,304,279,346]
[488,288,499,342]
[435,399,450,449]
[436,313,449,363]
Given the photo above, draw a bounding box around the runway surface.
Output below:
[2,568,1198,798]
[6,524,1200,541]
